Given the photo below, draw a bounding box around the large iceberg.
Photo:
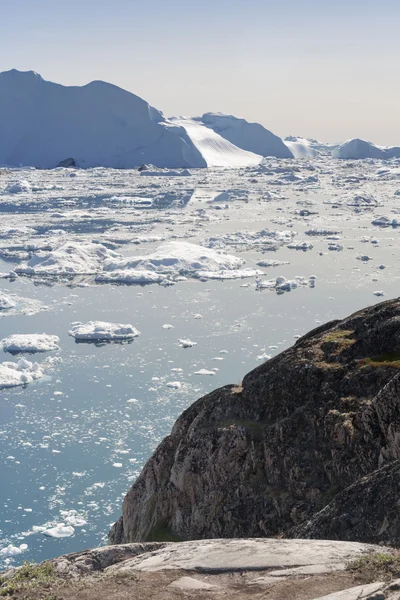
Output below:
[197,113,293,158]
[333,138,400,160]
[0,70,264,169]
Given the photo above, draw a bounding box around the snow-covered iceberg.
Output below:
[197,113,293,158]
[101,241,245,280]
[333,138,400,160]
[1,334,60,354]
[15,241,120,276]
[0,69,264,169]
[168,117,262,167]
[0,358,44,389]
[69,321,140,341]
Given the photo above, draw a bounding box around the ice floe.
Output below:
[0,544,28,557]
[178,339,197,348]
[0,358,44,389]
[42,524,75,538]
[1,334,60,354]
[69,321,140,342]
[101,241,244,282]
[16,242,120,276]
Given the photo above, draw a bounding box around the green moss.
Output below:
[0,562,56,597]
[362,352,400,368]
[323,329,355,343]
[347,552,400,582]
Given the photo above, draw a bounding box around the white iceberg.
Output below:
[1,334,60,354]
[16,241,120,276]
[0,543,28,557]
[178,339,197,348]
[69,321,140,341]
[0,358,44,389]
[101,241,244,279]
[42,524,75,538]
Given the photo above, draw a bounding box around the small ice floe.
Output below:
[1,334,60,354]
[0,294,16,311]
[256,260,290,268]
[256,275,315,293]
[328,243,343,251]
[374,290,385,296]
[43,524,75,538]
[60,510,87,527]
[357,255,372,262]
[305,228,342,236]
[194,369,215,376]
[178,339,197,348]
[372,215,400,227]
[287,241,313,251]
[166,381,182,389]
[5,180,32,194]
[140,168,192,177]
[0,543,28,557]
[195,269,264,280]
[0,292,42,317]
[69,321,140,342]
[162,324,174,329]
[257,352,271,361]
[96,270,166,285]
[0,359,44,389]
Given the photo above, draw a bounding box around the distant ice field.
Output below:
[0,156,400,567]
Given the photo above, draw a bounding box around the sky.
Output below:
[1,0,400,145]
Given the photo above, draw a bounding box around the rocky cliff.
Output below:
[109,298,400,546]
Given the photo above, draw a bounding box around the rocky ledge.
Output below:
[2,539,400,600]
[109,298,400,546]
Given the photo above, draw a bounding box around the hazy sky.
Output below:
[2,0,400,145]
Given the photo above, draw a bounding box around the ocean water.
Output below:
[0,267,396,567]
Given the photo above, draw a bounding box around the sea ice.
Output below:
[0,544,28,557]
[1,334,60,354]
[0,359,44,389]
[178,339,197,348]
[42,524,75,538]
[16,242,120,276]
[69,321,140,341]
[194,369,215,376]
[101,241,244,278]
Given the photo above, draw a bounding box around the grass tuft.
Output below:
[0,561,57,597]
[347,552,400,582]
[362,352,400,368]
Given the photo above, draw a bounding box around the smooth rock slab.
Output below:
[108,538,384,574]
[168,576,219,590]
[313,581,385,599]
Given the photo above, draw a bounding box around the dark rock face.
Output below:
[290,460,400,546]
[109,299,400,545]
[56,158,77,168]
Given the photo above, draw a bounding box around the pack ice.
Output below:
[69,321,140,341]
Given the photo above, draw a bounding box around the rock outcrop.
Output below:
[291,459,400,546]
[3,539,396,600]
[109,298,400,545]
